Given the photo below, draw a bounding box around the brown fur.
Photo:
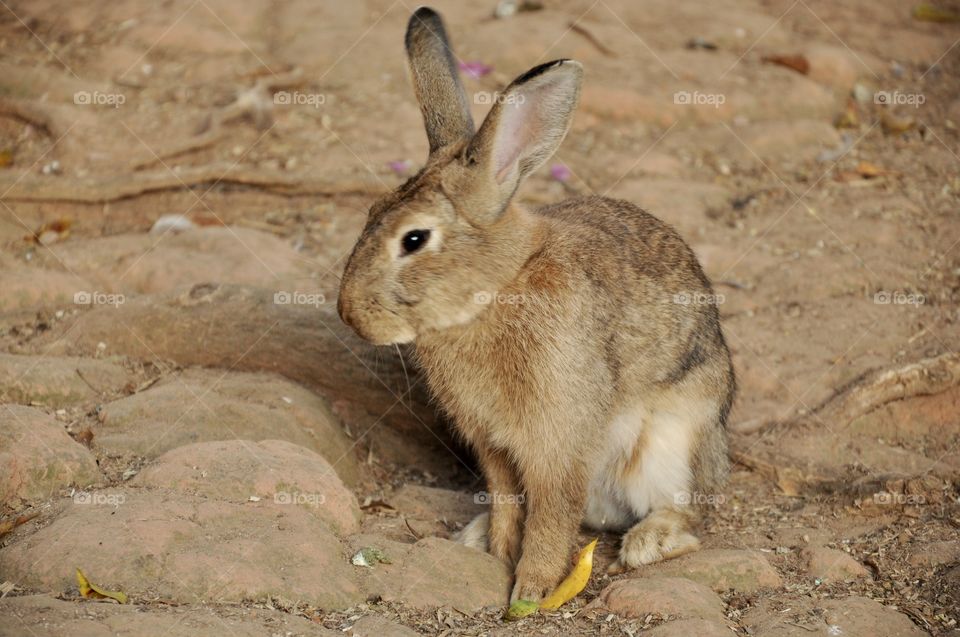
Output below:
[338,7,735,602]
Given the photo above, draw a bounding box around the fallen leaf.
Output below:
[540,538,598,610]
[762,54,810,75]
[0,512,38,539]
[504,599,539,621]
[0,149,13,168]
[912,3,960,22]
[76,568,129,604]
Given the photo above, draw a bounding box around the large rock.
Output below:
[0,489,364,609]
[25,283,458,481]
[0,354,131,407]
[744,596,927,637]
[0,256,94,313]
[647,549,782,593]
[589,576,727,622]
[96,368,361,485]
[0,595,341,637]
[132,439,361,534]
[0,405,101,511]
[348,535,511,610]
[643,619,732,637]
[803,547,870,582]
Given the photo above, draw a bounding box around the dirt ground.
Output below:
[1,0,959,635]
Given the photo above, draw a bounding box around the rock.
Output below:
[803,547,870,582]
[0,594,340,637]
[643,618,732,637]
[649,549,782,593]
[132,439,361,534]
[589,576,726,622]
[908,540,960,568]
[0,258,94,313]
[381,484,483,538]
[28,283,442,462]
[351,535,511,610]
[347,615,419,637]
[820,596,928,637]
[803,44,878,92]
[0,405,100,511]
[96,368,361,485]
[0,354,131,407]
[0,489,363,609]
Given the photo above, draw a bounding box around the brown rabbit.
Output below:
[338,7,735,602]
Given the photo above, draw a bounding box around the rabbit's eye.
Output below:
[401,229,430,255]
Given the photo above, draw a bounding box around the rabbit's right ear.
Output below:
[406,7,475,155]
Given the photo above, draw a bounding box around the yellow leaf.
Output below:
[539,538,598,611]
[76,568,128,604]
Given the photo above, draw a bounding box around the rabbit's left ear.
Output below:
[466,60,582,191]
[406,7,475,155]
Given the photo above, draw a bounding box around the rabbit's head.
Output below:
[338,7,581,345]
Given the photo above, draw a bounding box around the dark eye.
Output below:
[401,229,431,255]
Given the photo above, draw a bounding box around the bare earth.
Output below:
[0,0,959,635]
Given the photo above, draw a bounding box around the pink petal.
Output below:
[550,163,572,182]
[458,60,493,79]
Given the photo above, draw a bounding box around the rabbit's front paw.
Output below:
[510,559,565,603]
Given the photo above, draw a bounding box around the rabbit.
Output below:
[337,6,735,603]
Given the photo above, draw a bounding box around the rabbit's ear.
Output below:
[466,59,582,195]
[406,7,475,155]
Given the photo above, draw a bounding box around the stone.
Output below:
[649,549,782,593]
[0,594,340,637]
[0,259,94,313]
[820,596,928,637]
[803,547,870,581]
[132,439,361,534]
[0,354,131,407]
[0,405,100,511]
[96,368,361,485]
[589,576,726,622]
[0,489,364,609]
[350,534,511,610]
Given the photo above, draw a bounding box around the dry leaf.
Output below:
[762,54,810,75]
[76,568,129,604]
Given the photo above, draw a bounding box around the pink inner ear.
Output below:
[492,98,540,184]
